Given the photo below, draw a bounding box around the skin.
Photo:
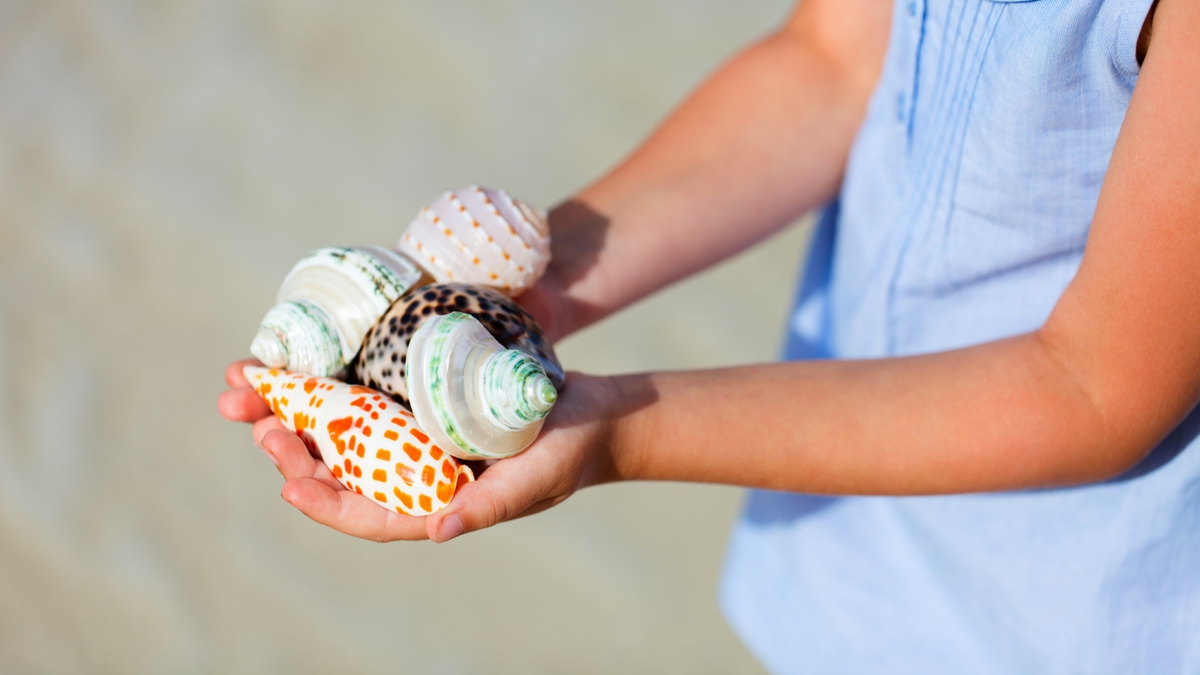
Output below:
[218,0,1200,544]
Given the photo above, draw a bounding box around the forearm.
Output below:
[592,0,1200,498]
[543,0,890,339]
[601,332,1165,495]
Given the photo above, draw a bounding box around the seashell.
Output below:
[243,365,474,515]
[354,282,564,407]
[397,185,550,296]
[251,246,425,376]
[405,312,558,460]
[250,300,348,377]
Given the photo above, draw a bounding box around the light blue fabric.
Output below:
[719,0,1200,672]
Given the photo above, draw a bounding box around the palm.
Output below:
[219,359,429,541]
[219,360,604,542]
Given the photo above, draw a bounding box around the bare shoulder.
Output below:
[780,0,893,93]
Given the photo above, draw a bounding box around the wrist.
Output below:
[554,372,655,489]
[602,372,657,484]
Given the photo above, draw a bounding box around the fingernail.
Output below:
[263,447,280,467]
[437,514,464,543]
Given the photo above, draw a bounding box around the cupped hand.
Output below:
[217,359,273,423]
[424,372,621,542]
[218,358,430,540]
[219,358,622,543]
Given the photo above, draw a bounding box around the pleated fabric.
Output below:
[720,0,1199,672]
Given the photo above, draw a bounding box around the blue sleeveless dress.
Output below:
[719,0,1198,672]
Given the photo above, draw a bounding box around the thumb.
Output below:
[425,466,550,543]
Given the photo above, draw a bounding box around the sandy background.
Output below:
[0,1,814,672]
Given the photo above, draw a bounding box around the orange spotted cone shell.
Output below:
[243,365,474,516]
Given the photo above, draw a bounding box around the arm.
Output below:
[220,0,894,540]
[576,0,1200,495]
[234,0,1200,542]
[420,0,1200,541]
[526,0,892,340]
[226,0,1200,543]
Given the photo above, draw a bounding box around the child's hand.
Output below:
[219,358,624,542]
[256,424,431,541]
[217,358,284,450]
[217,359,431,540]
[424,373,622,542]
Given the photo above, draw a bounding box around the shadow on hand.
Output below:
[514,199,613,343]
[558,371,659,427]
[464,371,660,481]
[547,199,611,288]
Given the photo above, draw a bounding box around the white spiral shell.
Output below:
[250,246,425,376]
[397,186,550,297]
[251,300,348,377]
[405,312,558,460]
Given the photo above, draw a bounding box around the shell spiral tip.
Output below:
[251,300,346,377]
[250,328,287,368]
[527,374,557,414]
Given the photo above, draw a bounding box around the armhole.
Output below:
[1113,0,1158,83]
[1135,0,1159,66]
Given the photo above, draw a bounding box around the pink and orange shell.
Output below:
[397,185,550,296]
[243,366,473,516]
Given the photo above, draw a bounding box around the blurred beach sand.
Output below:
[0,1,809,672]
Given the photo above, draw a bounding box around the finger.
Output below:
[425,454,562,543]
[225,359,264,389]
[218,388,274,422]
[260,429,342,492]
[252,414,285,447]
[509,494,571,521]
[281,478,429,542]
